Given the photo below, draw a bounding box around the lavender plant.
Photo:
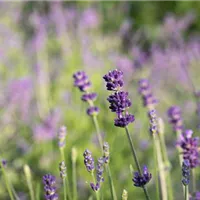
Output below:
[103,69,151,200]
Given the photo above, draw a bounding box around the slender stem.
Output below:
[1,163,14,200]
[184,185,188,200]
[125,127,151,200]
[176,130,185,195]
[92,116,117,200]
[60,148,72,200]
[153,136,160,200]
[158,134,173,200]
[72,158,78,200]
[153,134,168,200]
[36,183,40,200]
[106,165,117,200]
[63,178,67,200]
[92,116,103,151]
[91,172,100,200]
[192,169,196,194]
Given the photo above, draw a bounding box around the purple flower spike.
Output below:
[73,71,91,92]
[167,106,183,132]
[96,157,104,183]
[58,126,67,148]
[103,69,124,91]
[83,149,95,172]
[182,159,190,186]
[114,114,135,128]
[87,106,99,116]
[177,130,200,168]
[81,93,97,102]
[132,166,152,187]
[107,91,131,113]
[43,174,58,200]
[138,79,158,109]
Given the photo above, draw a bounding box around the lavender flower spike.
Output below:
[182,159,190,186]
[177,130,200,168]
[73,71,91,92]
[138,79,158,109]
[90,157,105,192]
[104,69,135,128]
[58,126,67,148]
[103,69,124,91]
[83,149,95,172]
[103,142,110,164]
[132,166,152,187]
[59,161,67,179]
[43,174,58,200]
[167,106,183,132]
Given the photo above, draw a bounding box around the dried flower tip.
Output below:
[103,142,110,164]
[122,189,128,200]
[148,110,158,135]
[71,147,78,163]
[182,159,190,186]
[58,126,67,148]
[59,161,67,179]
[96,157,105,183]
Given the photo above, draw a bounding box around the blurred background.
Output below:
[0,1,200,199]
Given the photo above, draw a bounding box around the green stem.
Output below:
[72,158,78,200]
[36,183,40,200]
[92,116,103,151]
[158,134,173,200]
[125,127,151,200]
[1,163,14,200]
[91,172,100,200]
[106,165,117,200]
[153,136,160,200]
[60,148,72,200]
[153,134,168,200]
[92,116,117,200]
[176,130,185,195]
[184,185,188,200]
[192,169,196,194]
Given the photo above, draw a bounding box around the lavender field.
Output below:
[1,2,200,200]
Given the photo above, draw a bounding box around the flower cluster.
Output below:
[43,174,58,200]
[138,79,158,109]
[132,166,152,187]
[177,130,200,168]
[103,69,135,128]
[73,71,99,116]
[83,149,105,192]
[103,142,110,164]
[83,149,95,172]
[182,160,190,186]
[148,110,158,135]
[90,157,105,191]
[58,126,67,148]
[167,106,183,132]
[59,161,67,179]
